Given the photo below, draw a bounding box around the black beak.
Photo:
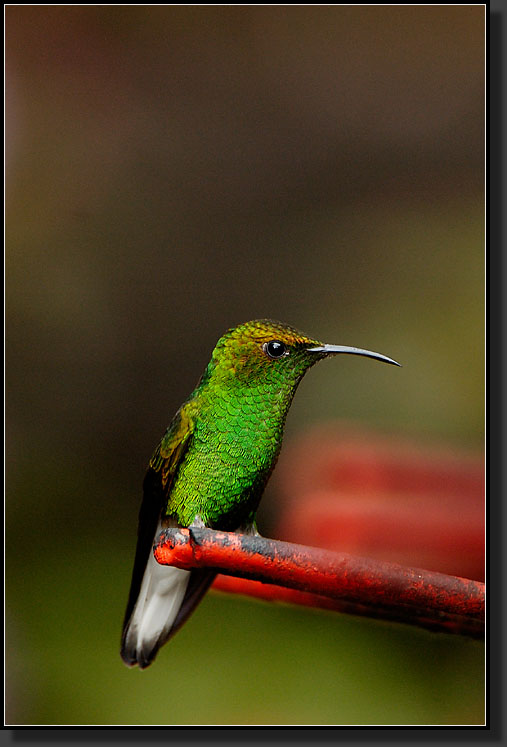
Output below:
[308,344,401,367]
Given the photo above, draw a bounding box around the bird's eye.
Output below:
[263,340,288,359]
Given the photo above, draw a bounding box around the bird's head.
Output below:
[203,319,399,393]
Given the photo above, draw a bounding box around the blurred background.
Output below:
[6,6,484,726]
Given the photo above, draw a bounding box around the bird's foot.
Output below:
[236,520,262,538]
[189,514,206,529]
[188,514,206,546]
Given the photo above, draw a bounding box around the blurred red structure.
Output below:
[270,424,484,582]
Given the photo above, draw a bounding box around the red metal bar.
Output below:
[211,576,484,637]
[154,527,484,638]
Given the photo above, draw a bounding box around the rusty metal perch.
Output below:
[154,527,485,639]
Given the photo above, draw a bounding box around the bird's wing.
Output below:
[149,404,195,486]
[121,404,195,636]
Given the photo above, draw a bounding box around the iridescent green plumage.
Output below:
[152,319,322,529]
[121,319,399,668]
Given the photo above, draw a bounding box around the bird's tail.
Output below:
[121,521,215,669]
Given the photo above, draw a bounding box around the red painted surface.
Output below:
[210,576,483,637]
[154,527,484,637]
[270,425,485,581]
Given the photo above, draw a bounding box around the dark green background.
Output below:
[6,6,484,725]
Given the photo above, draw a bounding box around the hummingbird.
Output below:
[120,319,400,668]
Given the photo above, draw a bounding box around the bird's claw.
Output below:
[188,514,206,546]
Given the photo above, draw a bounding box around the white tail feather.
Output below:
[122,522,190,668]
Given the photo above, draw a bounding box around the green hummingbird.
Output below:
[121,319,399,668]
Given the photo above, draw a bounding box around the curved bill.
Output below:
[307,344,401,367]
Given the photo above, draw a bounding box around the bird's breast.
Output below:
[165,403,285,528]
